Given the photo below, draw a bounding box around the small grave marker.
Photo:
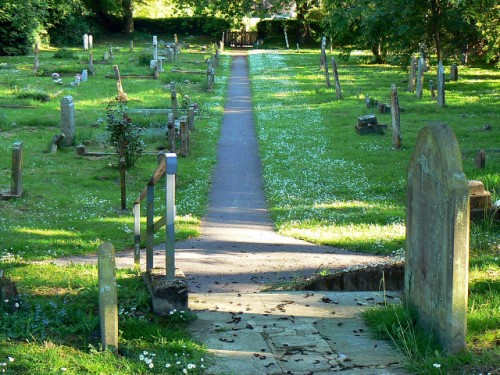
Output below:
[390,84,402,149]
[406,122,469,354]
[60,96,75,146]
[130,40,134,51]
[355,115,387,135]
[188,104,195,132]
[1,142,24,200]
[89,51,95,75]
[98,242,118,353]
[81,69,88,82]
[103,51,109,62]
[170,82,177,120]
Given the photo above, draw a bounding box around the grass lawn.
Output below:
[248,50,499,373]
[1,33,228,374]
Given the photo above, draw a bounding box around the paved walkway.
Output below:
[55,53,408,374]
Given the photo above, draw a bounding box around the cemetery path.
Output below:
[54,52,408,374]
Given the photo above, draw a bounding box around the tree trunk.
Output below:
[123,0,134,34]
[430,0,442,61]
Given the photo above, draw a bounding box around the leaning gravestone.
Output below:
[60,96,75,146]
[405,122,469,354]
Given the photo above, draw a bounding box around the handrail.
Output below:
[132,153,178,279]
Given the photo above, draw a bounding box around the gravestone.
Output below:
[83,34,89,51]
[437,61,445,107]
[81,69,88,82]
[170,82,177,120]
[188,104,195,132]
[450,64,458,81]
[429,80,436,100]
[331,57,342,100]
[60,96,75,146]
[1,142,24,200]
[33,43,39,72]
[88,34,93,50]
[407,57,417,92]
[98,242,118,353]
[153,35,158,60]
[405,122,469,354]
[166,47,174,62]
[113,65,128,102]
[207,67,215,92]
[416,55,424,99]
[103,51,109,62]
[220,32,225,52]
[129,40,134,51]
[283,25,289,49]
[109,47,113,60]
[320,36,326,69]
[390,84,402,149]
[167,113,176,153]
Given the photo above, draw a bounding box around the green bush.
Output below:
[0,1,41,56]
[53,48,77,60]
[134,17,229,38]
[138,49,153,66]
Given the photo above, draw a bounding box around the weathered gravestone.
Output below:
[1,142,24,200]
[416,55,424,99]
[405,122,469,354]
[437,61,446,107]
[450,64,458,81]
[98,242,118,353]
[88,34,93,50]
[33,43,40,72]
[407,56,417,93]
[81,69,88,82]
[83,34,89,51]
[60,96,75,146]
[390,84,402,149]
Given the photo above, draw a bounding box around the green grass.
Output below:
[0,262,207,374]
[0,37,229,260]
[248,49,499,372]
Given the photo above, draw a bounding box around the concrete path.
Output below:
[54,53,409,374]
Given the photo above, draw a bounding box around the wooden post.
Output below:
[113,65,128,102]
[89,51,95,76]
[133,203,141,266]
[165,153,177,280]
[179,116,188,157]
[129,40,134,52]
[11,142,23,197]
[296,43,300,53]
[390,84,402,150]
[98,243,118,353]
[119,143,126,210]
[331,57,342,100]
[146,183,154,271]
[170,82,177,120]
[220,32,225,52]
[323,49,331,88]
[188,105,195,132]
[167,113,176,153]
[153,36,158,60]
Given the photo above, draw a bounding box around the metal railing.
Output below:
[133,153,177,279]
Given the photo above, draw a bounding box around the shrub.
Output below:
[134,17,229,38]
[138,49,154,66]
[106,103,145,168]
[53,48,77,59]
[0,1,41,56]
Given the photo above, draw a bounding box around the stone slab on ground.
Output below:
[189,291,409,375]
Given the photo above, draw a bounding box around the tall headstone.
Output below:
[407,57,417,93]
[81,69,88,82]
[405,122,469,354]
[437,60,445,107]
[390,84,402,149]
[11,142,23,197]
[60,96,75,146]
[33,43,39,72]
[416,55,424,99]
[188,104,195,132]
[332,57,342,100]
[164,153,177,280]
[98,242,118,353]
[83,34,89,51]
[450,64,458,81]
[88,35,93,50]
[153,35,158,60]
[166,47,174,62]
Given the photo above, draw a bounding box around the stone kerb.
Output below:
[60,96,75,146]
[405,122,469,354]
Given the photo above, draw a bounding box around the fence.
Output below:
[133,153,177,279]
